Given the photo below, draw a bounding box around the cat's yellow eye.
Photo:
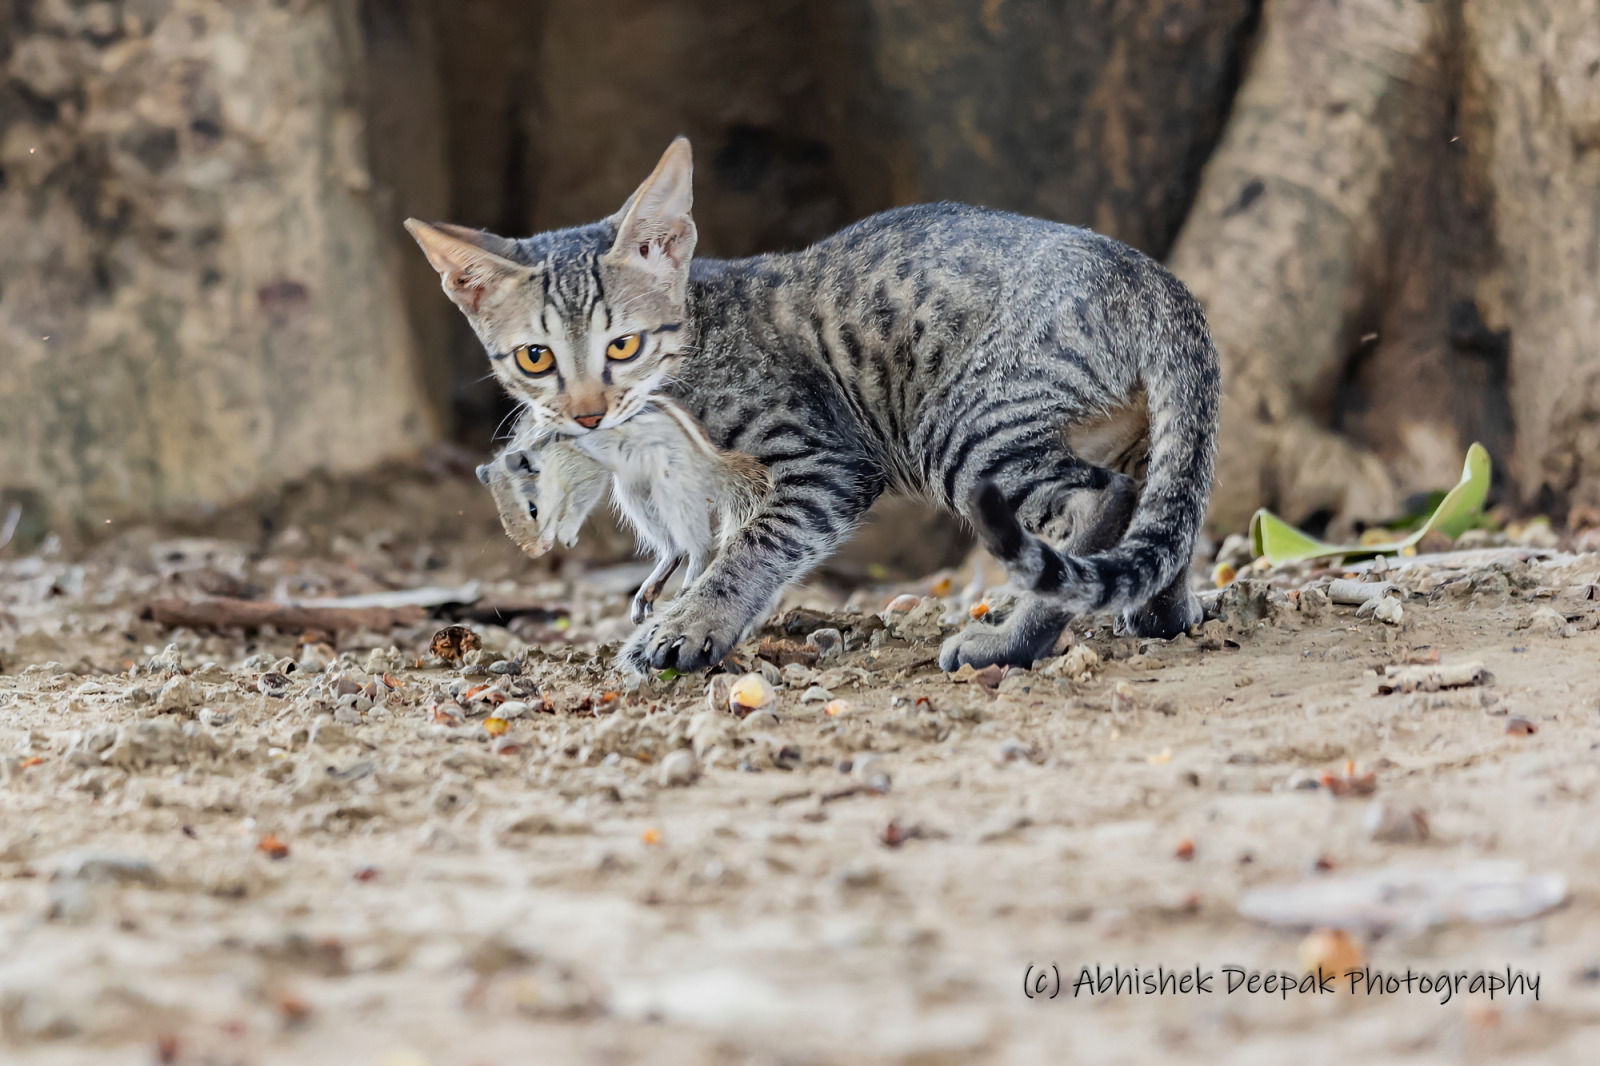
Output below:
[606,333,643,362]
[513,344,554,376]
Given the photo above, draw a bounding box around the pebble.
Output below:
[496,700,533,719]
[294,643,332,673]
[1364,800,1429,844]
[757,659,783,688]
[366,647,407,674]
[658,749,700,787]
[728,674,776,714]
[994,739,1042,766]
[1043,645,1101,681]
[336,692,373,715]
[1527,606,1572,638]
[56,851,163,887]
[1372,596,1403,626]
[738,709,780,733]
[155,675,200,715]
[309,716,359,751]
[705,675,734,713]
[805,628,844,660]
[781,663,818,689]
[686,711,734,756]
[884,597,945,640]
[800,685,833,703]
[1298,586,1330,619]
[1298,929,1364,977]
[256,672,292,698]
[148,643,184,675]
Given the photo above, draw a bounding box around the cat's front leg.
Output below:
[620,474,877,674]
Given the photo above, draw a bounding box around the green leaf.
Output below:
[656,667,680,683]
[1249,443,1491,567]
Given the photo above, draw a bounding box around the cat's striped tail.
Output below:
[970,305,1219,632]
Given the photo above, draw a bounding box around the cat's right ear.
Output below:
[603,137,697,299]
[405,219,524,316]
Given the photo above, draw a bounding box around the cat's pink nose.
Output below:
[573,412,604,429]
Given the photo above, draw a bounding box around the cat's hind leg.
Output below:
[1049,471,1198,639]
[937,447,1134,671]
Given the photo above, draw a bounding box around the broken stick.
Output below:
[140,597,425,633]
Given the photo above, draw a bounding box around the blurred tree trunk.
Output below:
[1172,0,1600,535]
[8,0,1594,546]
[0,0,436,537]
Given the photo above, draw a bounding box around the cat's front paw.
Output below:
[618,621,657,677]
[633,599,744,673]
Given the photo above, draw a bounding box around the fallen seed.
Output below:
[728,673,776,714]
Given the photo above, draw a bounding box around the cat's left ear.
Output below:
[405,219,525,317]
[604,137,697,296]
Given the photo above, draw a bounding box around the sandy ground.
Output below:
[3,472,1600,1066]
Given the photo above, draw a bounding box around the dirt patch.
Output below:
[3,493,1600,1063]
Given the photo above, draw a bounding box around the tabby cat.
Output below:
[409,137,1220,674]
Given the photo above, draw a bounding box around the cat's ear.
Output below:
[605,137,697,290]
[405,219,524,316]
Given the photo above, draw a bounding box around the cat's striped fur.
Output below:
[410,138,1220,674]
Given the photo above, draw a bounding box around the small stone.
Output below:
[1298,586,1330,620]
[488,659,522,675]
[1043,645,1101,682]
[853,753,886,780]
[1527,606,1572,638]
[883,597,945,640]
[309,716,357,749]
[256,672,292,698]
[1514,519,1559,549]
[823,699,851,717]
[56,852,163,887]
[1363,800,1429,844]
[1372,596,1404,626]
[728,673,776,714]
[1505,717,1537,736]
[198,708,233,728]
[800,685,833,703]
[781,662,818,689]
[738,710,781,738]
[365,647,406,674]
[805,628,844,660]
[884,594,921,613]
[1298,929,1364,977]
[496,700,532,719]
[297,642,335,673]
[756,659,783,688]
[705,674,734,713]
[148,643,184,675]
[658,749,700,787]
[994,739,1041,766]
[155,675,200,715]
